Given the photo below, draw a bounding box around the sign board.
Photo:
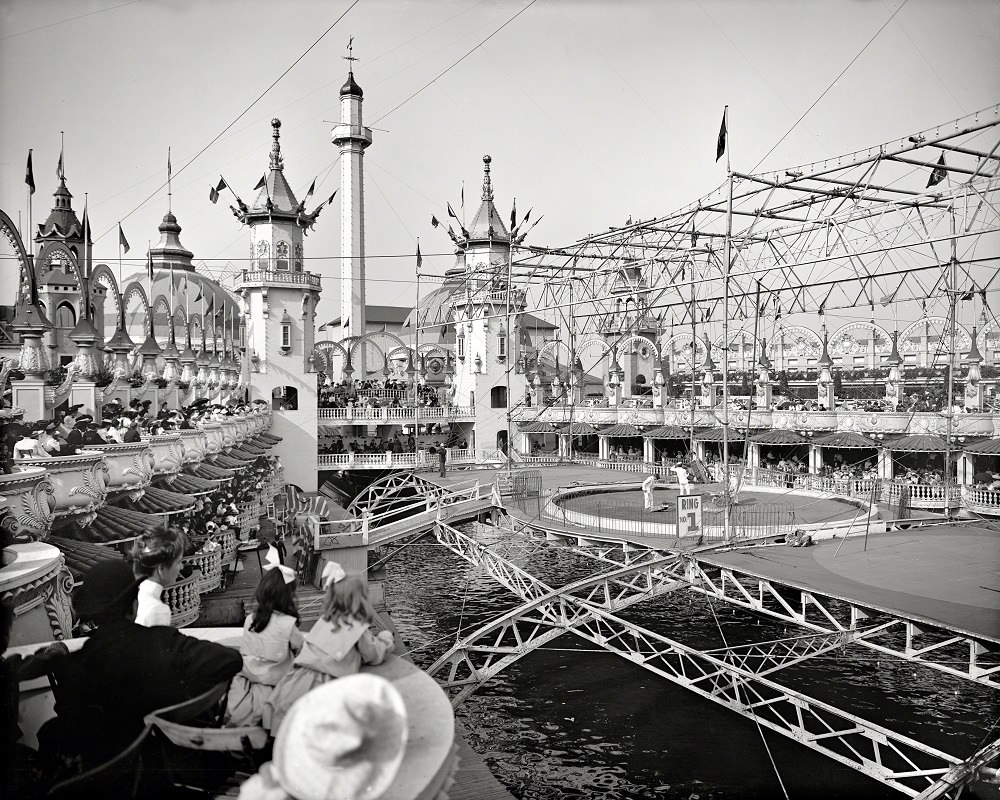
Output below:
[676,494,703,538]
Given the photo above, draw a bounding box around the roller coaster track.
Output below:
[426,520,977,798]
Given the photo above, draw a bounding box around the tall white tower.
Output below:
[331,48,372,347]
[235,119,323,491]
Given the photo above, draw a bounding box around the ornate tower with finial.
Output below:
[331,39,372,350]
[234,118,323,491]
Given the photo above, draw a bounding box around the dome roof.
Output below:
[340,71,363,98]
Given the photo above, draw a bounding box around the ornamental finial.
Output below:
[482,154,493,202]
[270,118,283,171]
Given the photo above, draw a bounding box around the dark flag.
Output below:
[25,150,35,195]
[416,243,422,270]
[326,190,337,206]
[926,152,947,188]
[147,250,154,281]
[118,223,129,254]
[57,145,64,180]
[209,184,220,204]
[447,202,459,221]
[431,215,440,228]
[254,174,267,191]
[716,107,728,162]
[510,197,517,232]
[306,178,316,198]
[217,177,227,192]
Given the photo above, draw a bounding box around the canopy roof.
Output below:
[963,437,1000,455]
[557,422,598,435]
[53,505,162,545]
[49,535,125,578]
[159,473,220,496]
[694,427,745,442]
[518,421,552,433]
[642,425,688,439]
[884,433,950,453]
[598,423,642,437]
[186,463,235,482]
[813,431,880,449]
[750,429,807,445]
[112,485,196,516]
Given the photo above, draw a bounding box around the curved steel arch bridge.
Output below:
[423,517,997,799]
[495,107,1000,344]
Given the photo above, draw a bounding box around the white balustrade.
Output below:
[962,486,1000,514]
[880,480,962,510]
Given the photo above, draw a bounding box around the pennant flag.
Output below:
[306,178,316,198]
[57,145,64,180]
[209,184,220,204]
[926,152,947,188]
[716,107,727,162]
[460,184,464,210]
[431,215,440,228]
[416,243,422,270]
[522,207,532,226]
[326,189,337,206]
[118,223,130,254]
[147,250,154,281]
[447,202,459,221]
[25,150,35,195]
[510,197,517,232]
[217,177,227,192]
[254,174,267,191]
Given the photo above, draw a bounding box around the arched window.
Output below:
[256,240,269,271]
[294,244,303,272]
[490,386,508,408]
[275,242,290,271]
[55,302,76,328]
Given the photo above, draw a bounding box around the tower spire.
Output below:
[481,154,493,202]
[269,119,284,171]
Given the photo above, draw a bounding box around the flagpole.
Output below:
[722,106,733,543]
[414,244,421,457]
[117,222,122,286]
[27,150,33,257]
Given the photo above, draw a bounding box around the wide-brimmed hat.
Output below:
[270,673,407,800]
[73,560,140,619]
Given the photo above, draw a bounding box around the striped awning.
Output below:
[159,473,220,496]
[642,425,688,439]
[186,463,235,482]
[228,447,262,461]
[212,454,251,470]
[518,421,553,433]
[963,437,1000,455]
[257,433,281,444]
[750,429,807,445]
[694,428,740,442]
[53,505,162,545]
[557,422,599,435]
[813,431,879,449]
[598,424,642,437]
[884,434,950,453]
[112,485,197,516]
[48,535,126,578]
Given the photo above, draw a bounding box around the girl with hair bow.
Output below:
[226,547,303,728]
[263,562,394,734]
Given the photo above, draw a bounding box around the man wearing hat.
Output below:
[57,404,84,439]
[83,419,110,445]
[37,421,63,456]
[64,415,93,452]
[122,413,141,443]
[38,560,241,773]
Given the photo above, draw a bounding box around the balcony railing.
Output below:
[962,486,1000,514]
[163,570,201,628]
[317,405,475,422]
[881,480,962,510]
[239,268,322,290]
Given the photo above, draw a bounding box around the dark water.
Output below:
[382,526,997,800]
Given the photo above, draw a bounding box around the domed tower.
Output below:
[235,118,323,491]
[449,155,526,453]
[331,53,372,346]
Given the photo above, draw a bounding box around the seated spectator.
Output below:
[36,560,241,780]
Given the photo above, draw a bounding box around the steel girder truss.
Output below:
[497,108,1000,347]
[427,521,968,797]
[684,556,1000,689]
[346,471,445,517]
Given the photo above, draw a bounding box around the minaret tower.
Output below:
[235,118,323,491]
[331,39,372,347]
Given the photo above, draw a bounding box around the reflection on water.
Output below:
[383,527,997,799]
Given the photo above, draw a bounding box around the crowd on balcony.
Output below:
[894,466,947,485]
[818,455,879,481]
[317,375,448,410]
[972,471,1000,490]
[320,431,468,456]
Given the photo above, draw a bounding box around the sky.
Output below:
[1,0,997,326]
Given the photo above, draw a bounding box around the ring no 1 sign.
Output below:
[677,494,703,537]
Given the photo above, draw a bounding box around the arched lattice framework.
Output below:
[711,329,764,372]
[663,333,706,371]
[828,321,893,369]
[0,209,46,317]
[768,325,822,369]
[90,263,124,341]
[535,339,573,370]
[151,294,172,343]
[616,334,656,356]
[348,331,410,378]
[346,472,447,517]
[574,336,611,377]
[36,241,89,321]
[122,281,151,341]
[899,316,972,366]
[312,339,351,377]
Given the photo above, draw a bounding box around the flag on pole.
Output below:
[447,202,459,221]
[118,223,130,254]
[25,150,35,195]
[460,184,464,211]
[57,147,64,180]
[306,178,316,198]
[431,215,440,228]
[147,250,154,281]
[716,107,727,162]
[926,152,947,188]
[209,184,220,204]
[416,243,422,270]
[510,197,517,232]
[217,177,227,192]
[325,189,337,206]
[254,174,267,191]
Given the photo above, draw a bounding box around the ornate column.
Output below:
[964,327,984,411]
[755,342,773,409]
[816,328,835,410]
[700,337,717,409]
[0,541,75,645]
[884,331,903,411]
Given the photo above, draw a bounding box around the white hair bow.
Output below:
[321,560,346,589]
[263,545,296,584]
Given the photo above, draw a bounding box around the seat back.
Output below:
[47,724,152,799]
[146,679,230,726]
[145,715,268,753]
